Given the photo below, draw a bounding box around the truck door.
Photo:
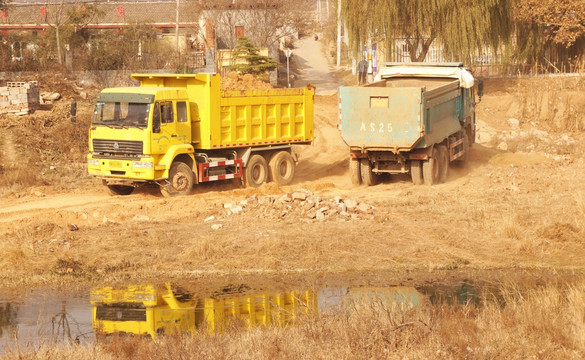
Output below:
[151,101,177,154]
[175,101,191,144]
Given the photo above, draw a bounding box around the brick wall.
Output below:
[0,81,40,116]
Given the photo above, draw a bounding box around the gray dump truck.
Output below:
[338,62,482,186]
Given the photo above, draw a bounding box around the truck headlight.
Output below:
[88,159,100,166]
[132,161,153,169]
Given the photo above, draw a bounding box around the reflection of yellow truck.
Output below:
[90,284,317,338]
[86,74,314,196]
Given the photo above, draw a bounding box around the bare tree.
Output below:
[44,1,102,65]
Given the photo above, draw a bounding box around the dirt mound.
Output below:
[221,72,273,91]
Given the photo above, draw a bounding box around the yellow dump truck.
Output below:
[85,74,314,196]
[90,284,317,338]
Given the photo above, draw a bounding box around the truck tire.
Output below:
[437,145,449,183]
[410,160,423,185]
[360,159,379,186]
[350,158,362,185]
[423,148,440,186]
[455,132,470,166]
[269,151,295,185]
[244,154,268,188]
[161,162,194,197]
[107,185,134,196]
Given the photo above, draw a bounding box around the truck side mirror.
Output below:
[70,101,77,122]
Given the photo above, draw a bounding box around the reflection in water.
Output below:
[0,303,17,338]
[0,290,93,353]
[0,281,482,350]
[91,283,319,338]
[90,284,424,338]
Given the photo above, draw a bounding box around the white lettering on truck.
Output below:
[360,122,393,133]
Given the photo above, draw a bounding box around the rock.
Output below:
[223,203,234,209]
[497,141,508,151]
[239,199,248,207]
[316,212,325,220]
[508,118,520,128]
[292,192,307,201]
[339,203,348,213]
[231,205,243,214]
[258,196,274,205]
[132,215,151,222]
[211,224,223,230]
[204,216,215,223]
[41,92,61,101]
[279,194,292,202]
[316,206,329,214]
[333,196,342,203]
[80,91,88,100]
[344,199,358,210]
[357,203,371,213]
[67,224,79,231]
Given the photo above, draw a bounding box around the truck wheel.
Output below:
[455,132,470,166]
[269,151,295,185]
[161,162,194,197]
[244,154,268,188]
[107,185,134,196]
[423,148,440,185]
[350,158,362,185]
[410,160,423,185]
[437,145,449,183]
[360,159,379,186]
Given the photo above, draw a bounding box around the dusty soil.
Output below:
[1,74,585,296]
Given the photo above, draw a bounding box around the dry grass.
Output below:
[3,282,585,359]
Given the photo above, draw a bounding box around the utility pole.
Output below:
[336,0,341,67]
[284,49,292,88]
[175,0,180,55]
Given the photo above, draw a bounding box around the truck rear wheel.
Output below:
[161,162,194,197]
[244,154,268,188]
[107,185,134,196]
[410,160,423,185]
[269,151,295,185]
[423,148,440,185]
[360,159,379,186]
[350,158,362,185]
[437,145,449,183]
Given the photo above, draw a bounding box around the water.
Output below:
[0,280,485,353]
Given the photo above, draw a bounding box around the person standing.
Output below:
[357,56,368,85]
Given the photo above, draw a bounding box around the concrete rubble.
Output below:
[211,189,379,226]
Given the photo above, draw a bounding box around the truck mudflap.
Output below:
[198,159,242,183]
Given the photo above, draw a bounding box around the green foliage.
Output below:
[341,0,514,63]
[228,37,278,75]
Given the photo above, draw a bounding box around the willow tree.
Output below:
[513,0,585,67]
[340,0,514,63]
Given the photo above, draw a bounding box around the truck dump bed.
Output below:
[132,74,313,150]
[339,77,463,150]
[216,88,313,150]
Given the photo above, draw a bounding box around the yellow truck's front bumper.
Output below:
[87,155,160,181]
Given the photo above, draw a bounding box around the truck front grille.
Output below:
[96,306,146,322]
[93,139,143,155]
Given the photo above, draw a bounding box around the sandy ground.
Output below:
[1,38,585,295]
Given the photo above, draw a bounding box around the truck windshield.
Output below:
[93,102,149,129]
